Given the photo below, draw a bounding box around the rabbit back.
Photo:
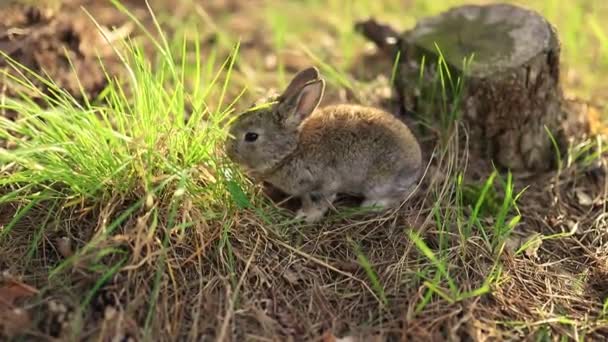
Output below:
[292,103,422,197]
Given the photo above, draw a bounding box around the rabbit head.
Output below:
[225,67,325,175]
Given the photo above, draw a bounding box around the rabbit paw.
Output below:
[295,207,326,223]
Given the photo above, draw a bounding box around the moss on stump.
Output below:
[394,3,584,172]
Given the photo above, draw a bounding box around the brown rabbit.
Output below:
[225,66,422,222]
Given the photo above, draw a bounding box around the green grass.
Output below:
[351,239,388,307]
[0,4,257,335]
[1,0,607,340]
[407,167,521,310]
[266,6,289,88]
[566,135,608,169]
[0,18,243,212]
[257,0,607,115]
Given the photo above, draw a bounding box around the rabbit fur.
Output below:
[225,66,422,222]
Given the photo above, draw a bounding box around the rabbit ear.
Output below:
[279,79,325,127]
[279,67,320,101]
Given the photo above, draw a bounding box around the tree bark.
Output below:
[392,3,585,172]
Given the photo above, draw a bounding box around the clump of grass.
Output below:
[566,135,608,169]
[0,3,262,336]
[408,166,522,310]
[411,44,473,143]
[1,1,607,340]
[351,239,388,307]
[398,37,523,314]
[0,11,247,215]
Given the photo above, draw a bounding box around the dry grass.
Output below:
[1,0,608,341]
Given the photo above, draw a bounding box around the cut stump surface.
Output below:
[391,4,587,171]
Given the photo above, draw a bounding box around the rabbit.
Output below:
[225,66,422,223]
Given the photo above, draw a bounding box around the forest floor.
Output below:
[1,0,607,341]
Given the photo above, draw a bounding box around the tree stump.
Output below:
[361,4,586,172]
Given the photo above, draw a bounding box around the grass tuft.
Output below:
[0,0,607,340]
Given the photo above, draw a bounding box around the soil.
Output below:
[1,1,607,341]
[0,2,120,102]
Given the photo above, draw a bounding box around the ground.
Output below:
[0,0,607,341]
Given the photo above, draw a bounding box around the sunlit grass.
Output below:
[408,166,522,310]
[0,14,245,213]
[0,0,251,297]
[0,2,268,336]
[255,0,607,116]
[0,0,606,339]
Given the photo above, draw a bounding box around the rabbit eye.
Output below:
[244,132,258,142]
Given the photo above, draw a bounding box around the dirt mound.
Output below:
[0,4,106,101]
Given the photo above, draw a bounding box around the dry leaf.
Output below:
[0,308,31,337]
[321,330,337,342]
[0,279,39,310]
[522,233,542,259]
[56,237,73,258]
[281,269,300,285]
[264,54,277,70]
[504,235,523,254]
[336,337,357,342]
[0,278,38,337]
[566,220,580,235]
[576,189,593,206]
[321,331,385,342]
[145,193,154,209]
